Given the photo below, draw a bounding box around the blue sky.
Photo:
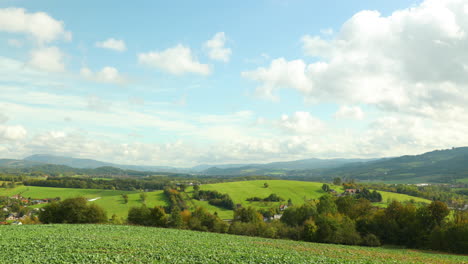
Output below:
[1,0,468,166]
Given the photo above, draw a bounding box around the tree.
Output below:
[317,195,337,215]
[233,207,263,224]
[322,184,330,192]
[333,177,342,186]
[122,194,129,204]
[169,206,184,229]
[149,206,167,227]
[428,201,449,227]
[140,192,147,203]
[264,182,269,188]
[179,184,187,192]
[193,185,200,191]
[39,197,107,224]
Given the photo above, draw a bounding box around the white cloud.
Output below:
[80,66,126,84]
[277,111,325,134]
[242,58,313,101]
[28,46,65,72]
[334,106,365,120]
[244,0,468,115]
[0,125,27,141]
[320,28,334,35]
[0,113,8,124]
[0,7,71,43]
[204,32,232,62]
[138,44,211,75]
[95,38,126,52]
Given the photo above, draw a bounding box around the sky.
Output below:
[1,0,468,167]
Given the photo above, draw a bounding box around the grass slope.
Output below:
[0,180,430,219]
[190,180,430,218]
[0,224,465,264]
[0,186,167,218]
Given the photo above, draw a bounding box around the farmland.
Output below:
[0,180,430,219]
[0,224,465,264]
[0,186,167,218]
[190,180,430,218]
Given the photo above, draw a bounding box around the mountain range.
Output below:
[1,147,468,183]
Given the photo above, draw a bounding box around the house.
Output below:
[11,221,22,225]
[344,189,358,195]
[6,214,18,221]
[10,195,22,200]
[279,204,288,211]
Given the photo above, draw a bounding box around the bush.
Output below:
[362,233,381,247]
[39,197,107,224]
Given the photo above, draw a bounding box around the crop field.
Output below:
[0,224,465,264]
[0,186,168,218]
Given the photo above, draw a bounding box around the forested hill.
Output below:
[317,147,468,183]
[196,147,468,183]
[0,161,188,178]
[2,147,468,183]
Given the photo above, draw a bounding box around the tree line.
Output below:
[37,193,467,254]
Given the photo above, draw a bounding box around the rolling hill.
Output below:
[0,180,429,220]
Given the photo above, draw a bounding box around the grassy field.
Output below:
[0,180,430,220]
[188,180,430,218]
[0,186,168,218]
[0,224,465,264]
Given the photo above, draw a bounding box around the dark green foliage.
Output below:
[164,188,187,211]
[140,192,147,203]
[246,193,284,202]
[193,190,234,210]
[317,195,337,215]
[189,207,228,233]
[281,203,317,226]
[333,177,342,186]
[39,197,107,224]
[169,206,184,229]
[233,207,263,224]
[122,194,129,204]
[355,188,382,202]
[362,233,381,247]
[322,184,330,192]
[127,205,167,227]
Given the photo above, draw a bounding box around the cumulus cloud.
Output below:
[28,46,65,72]
[95,38,126,52]
[0,7,71,43]
[242,58,313,101]
[0,125,27,141]
[277,112,326,134]
[80,66,126,84]
[334,106,365,120]
[204,32,232,62]
[138,44,211,75]
[243,0,468,116]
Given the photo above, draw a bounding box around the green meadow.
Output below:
[1,180,430,219]
[0,186,167,218]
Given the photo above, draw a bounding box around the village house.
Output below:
[6,213,18,221]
